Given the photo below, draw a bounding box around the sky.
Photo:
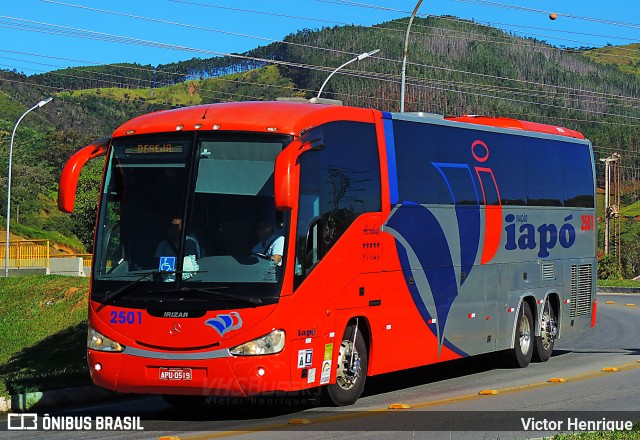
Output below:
[1,0,640,76]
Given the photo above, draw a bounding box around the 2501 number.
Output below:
[109,311,143,325]
[581,215,595,231]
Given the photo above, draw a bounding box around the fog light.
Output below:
[257,367,265,377]
[95,363,102,371]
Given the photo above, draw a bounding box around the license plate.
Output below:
[159,368,192,381]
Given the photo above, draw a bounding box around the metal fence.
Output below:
[0,240,50,269]
[0,240,93,269]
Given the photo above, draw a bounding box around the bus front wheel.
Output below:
[326,324,368,406]
[506,301,534,368]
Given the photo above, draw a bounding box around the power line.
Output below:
[314,0,640,60]
[22,6,640,107]
[3,12,640,123]
[449,0,640,31]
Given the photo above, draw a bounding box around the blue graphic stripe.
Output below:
[395,238,469,357]
[386,205,457,344]
[382,115,399,205]
[431,163,480,204]
[431,163,481,286]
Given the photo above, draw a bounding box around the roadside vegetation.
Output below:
[0,275,90,398]
[552,423,640,439]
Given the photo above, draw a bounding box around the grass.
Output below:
[55,65,301,107]
[583,44,640,78]
[0,275,90,398]
[552,423,640,439]
[10,224,86,254]
[597,279,640,288]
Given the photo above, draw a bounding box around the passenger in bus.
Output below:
[252,221,284,266]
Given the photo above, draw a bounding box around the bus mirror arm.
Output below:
[274,140,302,210]
[58,137,110,213]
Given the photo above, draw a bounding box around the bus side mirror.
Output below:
[274,142,301,210]
[58,137,110,213]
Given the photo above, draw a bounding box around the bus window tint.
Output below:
[391,119,596,208]
[295,121,381,287]
[563,144,595,207]
[525,139,563,207]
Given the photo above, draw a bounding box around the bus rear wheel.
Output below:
[326,324,367,406]
[533,300,556,362]
[505,301,534,368]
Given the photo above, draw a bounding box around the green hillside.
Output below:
[583,44,640,78]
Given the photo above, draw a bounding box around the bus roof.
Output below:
[445,115,585,139]
[112,101,376,138]
[112,101,585,141]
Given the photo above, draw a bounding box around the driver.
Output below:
[155,217,200,259]
[252,221,284,266]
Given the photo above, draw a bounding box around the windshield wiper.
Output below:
[97,270,205,309]
[149,286,263,305]
[97,271,161,311]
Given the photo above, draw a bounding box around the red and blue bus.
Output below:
[58,101,596,406]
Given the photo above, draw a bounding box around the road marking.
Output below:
[602,301,640,309]
[180,360,640,439]
[388,403,411,409]
[478,389,499,395]
[288,419,311,425]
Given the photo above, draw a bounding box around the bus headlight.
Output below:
[230,330,285,356]
[87,327,125,352]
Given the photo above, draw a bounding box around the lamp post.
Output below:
[5,97,52,277]
[400,0,424,112]
[317,49,380,99]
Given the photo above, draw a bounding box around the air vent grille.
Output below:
[541,263,555,281]
[570,264,592,317]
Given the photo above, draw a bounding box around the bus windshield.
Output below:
[92,132,292,303]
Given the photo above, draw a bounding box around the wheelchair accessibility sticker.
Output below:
[159,256,176,272]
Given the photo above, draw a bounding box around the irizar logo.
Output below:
[504,214,576,258]
[205,312,243,336]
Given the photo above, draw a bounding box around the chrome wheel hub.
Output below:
[335,339,361,390]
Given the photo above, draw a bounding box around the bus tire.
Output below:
[326,324,368,406]
[162,394,206,407]
[533,300,556,362]
[506,301,534,368]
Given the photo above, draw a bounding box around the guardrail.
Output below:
[0,240,50,269]
[0,241,93,272]
[51,253,93,268]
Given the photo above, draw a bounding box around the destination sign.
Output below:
[124,144,183,154]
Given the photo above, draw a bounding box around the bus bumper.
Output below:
[87,349,291,397]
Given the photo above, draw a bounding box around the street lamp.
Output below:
[316,49,380,99]
[5,97,53,277]
[400,0,424,112]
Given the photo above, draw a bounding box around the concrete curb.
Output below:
[597,287,640,295]
[0,385,120,413]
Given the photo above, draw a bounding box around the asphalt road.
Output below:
[2,293,639,440]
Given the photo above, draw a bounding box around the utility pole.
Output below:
[600,153,621,264]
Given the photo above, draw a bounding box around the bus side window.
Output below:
[295,152,320,284]
[294,122,381,289]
